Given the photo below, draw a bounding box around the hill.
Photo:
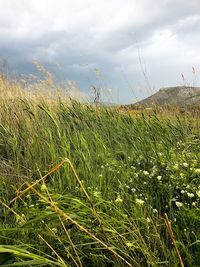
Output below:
[128,86,200,108]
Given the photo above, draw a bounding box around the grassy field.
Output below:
[0,76,200,266]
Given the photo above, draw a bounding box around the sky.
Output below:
[0,0,200,103]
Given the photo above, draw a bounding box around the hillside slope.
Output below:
[130,86,200,108]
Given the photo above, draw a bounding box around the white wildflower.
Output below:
[182,162,188,168]
[175,201,183,208]
[135,198,144,205]
[187,192,194,198]
[115,195,123,203]
[51,228,58,234]
[157,175,162,181]
[143,171,149,176]
[93,191,101,198]
[146,217,150,223]
[194,168,200,174]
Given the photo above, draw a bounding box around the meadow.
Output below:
[0,75,200,266]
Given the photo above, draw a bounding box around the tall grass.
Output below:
[0,76,199,266]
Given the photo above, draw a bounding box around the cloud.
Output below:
[0,0,200,103]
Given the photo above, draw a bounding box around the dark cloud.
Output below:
[0,0,200,103]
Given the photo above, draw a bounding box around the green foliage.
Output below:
[0,97,199,266]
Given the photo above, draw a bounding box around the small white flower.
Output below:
[196,190,200,198]
[157,175,162,181]
[131,188,136,193]
[153,209,158,213]
[194,168,200,174]
[51,228,58,234]
[182,162,188,168]
[115,195,123,203]
[93,191,101,198]
[135,198,144,205]
[175,201,183,208]
[181,190,185,194]
[146,217,150,223]
[143,171,149,176]
[187,192,194,198]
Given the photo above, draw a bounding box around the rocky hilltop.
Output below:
[129,86,200,108]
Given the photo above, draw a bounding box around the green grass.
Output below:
[0,92,200,266]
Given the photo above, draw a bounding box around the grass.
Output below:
[0,76,200,266]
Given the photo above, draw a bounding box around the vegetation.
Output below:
[0,76,200,266]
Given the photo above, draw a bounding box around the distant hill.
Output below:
[127,86,200,109]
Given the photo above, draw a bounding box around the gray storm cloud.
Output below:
[0,0,200,103]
